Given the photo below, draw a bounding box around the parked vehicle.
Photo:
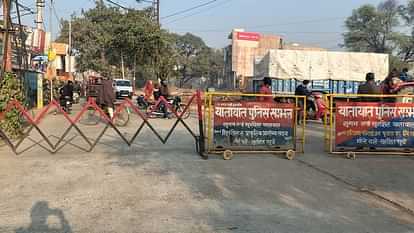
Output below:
[113,79,133,99]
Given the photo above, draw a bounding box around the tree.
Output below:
[343,0,401,54]
[173,33,211,87]
[207,49,224,88]
[56,1,169,79]
[397,0,414,63]
[0,73,25,139]
[55,1,223,88]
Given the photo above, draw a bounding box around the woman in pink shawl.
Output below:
[143,80,154,101]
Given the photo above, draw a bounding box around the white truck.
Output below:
[113,79,133,99]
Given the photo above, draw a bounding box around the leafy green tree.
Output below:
[173,33,213,87]
[56,1,223,88]
[397,0,414,63]
[0,72,25,139]
[343,0,401,53]
[56,1,168,78]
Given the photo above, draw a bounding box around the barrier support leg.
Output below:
[196,90,208,159]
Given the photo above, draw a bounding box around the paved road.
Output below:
[0,107,413,233]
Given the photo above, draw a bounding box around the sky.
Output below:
[15,0,407,49]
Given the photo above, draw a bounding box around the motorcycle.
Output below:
[137,95,190,119]
[275,91,329,123]
[307,92,328,121]
[60,96,72,114]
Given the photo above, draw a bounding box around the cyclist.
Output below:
[97,77,115,118]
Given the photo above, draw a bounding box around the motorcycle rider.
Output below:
[358,73,381,102]
[259,77,273,102]
[144,80,154,101]
[59,80,74,113]
[400,68,412,82]
[137,80,155,109]
[295,80,315,112]
[382,69,401,95]
[159,80,170,118]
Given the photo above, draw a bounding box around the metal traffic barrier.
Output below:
[324,94,414,159]
[0,90,205,157]
[203,92,306,160]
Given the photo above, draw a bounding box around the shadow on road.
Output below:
[15,201,72,233]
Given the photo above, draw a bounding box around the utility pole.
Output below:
[48,0,54,103]
[156,0,160,25]
[1,0,12,79]
[35,0,45,30]
[121,51,125,79]
[133,55,136,92]
[68,19,72,79]
[15,0,29,70]
[152,0,160,26]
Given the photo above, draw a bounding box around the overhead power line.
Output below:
[52,3,62,30]
[168,16,346,32]
[246,17,346,29]
[16,2,35,13]
[161,0,218,20]
[170,29,342,34]
[164,0,233,25]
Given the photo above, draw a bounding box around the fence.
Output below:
[0,91,205,158]
[203,92,306,160]
[324,94,414,159]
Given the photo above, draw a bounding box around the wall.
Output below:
[229,30,283,88]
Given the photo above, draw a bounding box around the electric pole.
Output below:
[152,0,160,26]
[1,0,12,78]
[48,0,54,102]
[35,0,45,30]
[68,19,72,79]
[137,0,159,25]
[156,0,160,26]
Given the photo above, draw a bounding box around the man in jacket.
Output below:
[358,73,381,102]
[97,78,115,118]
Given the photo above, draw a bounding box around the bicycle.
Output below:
[78,100,131,127]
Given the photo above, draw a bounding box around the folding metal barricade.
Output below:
[0,90,206,159]
[203,92,306,160]
[324,94,414,159]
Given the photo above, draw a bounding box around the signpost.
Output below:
[213,101,295,149]
[336,102,414,148]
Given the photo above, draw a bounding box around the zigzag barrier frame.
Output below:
[0,90,207,159]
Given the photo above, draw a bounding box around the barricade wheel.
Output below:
[286,150,295,160]
[346,152,356,160]
[223,150,234,160]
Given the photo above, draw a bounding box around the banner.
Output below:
[213,101,295,148]
[237,32,260,41]
[336,102,414,148]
